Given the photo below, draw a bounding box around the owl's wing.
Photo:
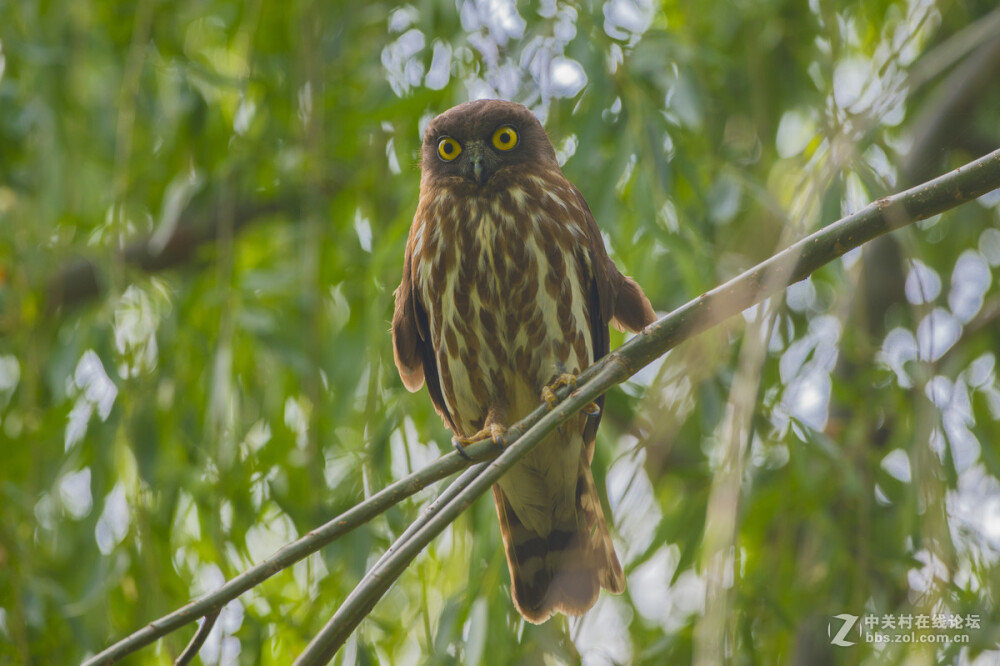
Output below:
[391,241,459,433]
[570,186,657,335]
[567,185,656,463]
[391,243,425,391]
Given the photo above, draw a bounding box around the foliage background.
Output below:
[1,0,999,663]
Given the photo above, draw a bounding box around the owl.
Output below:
[392,99,656,623]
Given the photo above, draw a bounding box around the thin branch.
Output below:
[370,462,489,573]
[173,611,219,666]
[577,146,1000,386]
[80,439,498,666]
[296,148,1000,662]
[294,463,494,664]
[86,147,1000,666]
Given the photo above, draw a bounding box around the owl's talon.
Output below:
[541,373,578,410]
[582,401,601,416]
[453,423,507,454]
[541,386,559,410]
[451,437,473,460]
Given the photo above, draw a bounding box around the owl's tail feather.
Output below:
[493,461,624,624]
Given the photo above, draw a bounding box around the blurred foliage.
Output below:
[1,0,999,664]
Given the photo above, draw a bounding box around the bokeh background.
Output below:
[1,0,999,664]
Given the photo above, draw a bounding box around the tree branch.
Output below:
[173,611,218,666]
[294,462,493,665]
[80,439,498,666]
[85,147,1000,665]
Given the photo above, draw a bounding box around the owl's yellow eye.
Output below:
[492,125,519,151]
[437,137,462,161]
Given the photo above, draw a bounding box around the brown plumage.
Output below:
[392,99,656,623]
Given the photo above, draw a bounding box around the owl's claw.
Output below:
[452,423,507,458]
[542,373,601,417]
[451,437,473,460]
[542,373,577,409]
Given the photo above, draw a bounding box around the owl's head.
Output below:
[420,99,558,188]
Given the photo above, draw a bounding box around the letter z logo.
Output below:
[829,614,859,646]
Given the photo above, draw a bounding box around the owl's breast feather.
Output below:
[413,182,594,433]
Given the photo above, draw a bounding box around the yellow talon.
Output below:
[453,423,507,449]
[541,373,601,416]
[541,386,559,409]
[541,373,577,409]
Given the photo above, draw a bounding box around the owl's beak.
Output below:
[465,142,490,186]
[472,156,486,185]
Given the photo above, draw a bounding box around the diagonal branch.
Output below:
[80,438,498,666]
[173,611,219,666]
[294,462,496,665]
[295,148,1000,662]
[85,147,1000,666]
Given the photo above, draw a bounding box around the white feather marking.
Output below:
[563,259,594,369]
[545,190,568,210]
[509,186,528,211]
[412,222,426,256]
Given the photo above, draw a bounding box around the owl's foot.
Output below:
[541,373,577,408]
[452,423,507,459]
[541,373,600,416]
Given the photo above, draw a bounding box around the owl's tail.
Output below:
[492,459,625,624]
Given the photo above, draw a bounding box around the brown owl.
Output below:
[392,99,656,623]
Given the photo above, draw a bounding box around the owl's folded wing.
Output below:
[392,243,459,433]
[570,186,657,334]
[392,246,425,392]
